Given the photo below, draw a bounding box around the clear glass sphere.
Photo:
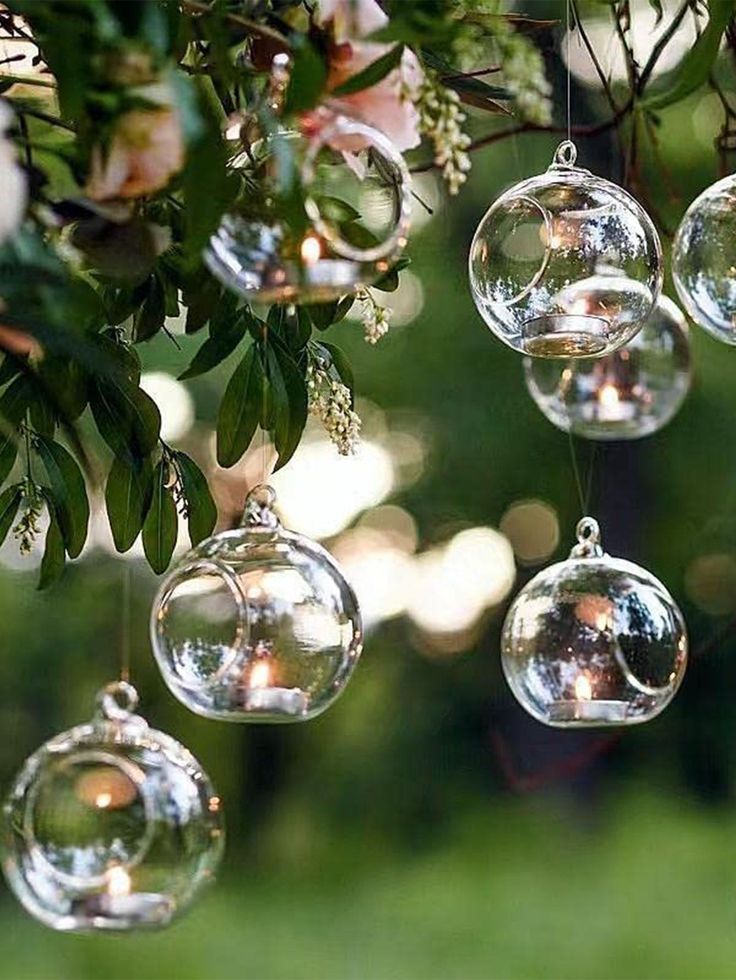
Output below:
[2,683,224,932]
[672,172,736,344]
[501,518,687,728]
[151,485,363,723]
[206,115,412,304]
[469,142,662,357]
[524,295,691,439]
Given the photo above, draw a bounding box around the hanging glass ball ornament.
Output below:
[672,173,736,343]
[469,141,662,357]
[151,484,363,723]
[523,295,691,440]
[205,112,412,305]
[2,682,224,932]
[501,518,687,728]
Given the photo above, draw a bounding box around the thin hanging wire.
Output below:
[566,0,572,143]
[567,430,598,517]
[562,1,600,521]
[120,563,131,683]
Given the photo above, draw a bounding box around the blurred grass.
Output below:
[2,789,736,980]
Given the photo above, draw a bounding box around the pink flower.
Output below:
[86,104,184,201]
[309,41,423,152]
[0,324,36,357]
[314,0,388,41]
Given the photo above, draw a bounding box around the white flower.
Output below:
[0,100,28,245]
[307,360,362,455]
[356,287,392,344]
[412,76,471,195]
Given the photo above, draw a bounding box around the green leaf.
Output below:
[142,460,178,574]
[266,342,308,471]
[29,395,55,439]
[35,437,89,559]
[38,496,65,591]
[644,0,736,110]
[37,356,88,422]
[175,451,217,546]
[0,436,17,487]
[90,381,161,461]
[332,43,405,97]
[105,455,154,552]
[179,295,244,380]
[183,273,222,334]
[0,484,22,547]
[179,76,233,262]
[285,37,328,113]
[133,275,166,343]
[318,341,355,397]
[216,344,265,467]
[0,373,34,485]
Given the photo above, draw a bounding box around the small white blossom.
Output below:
[497,33,552,126]
[307,361,361,456]
[356,287,392,345]
[412,75,471,195]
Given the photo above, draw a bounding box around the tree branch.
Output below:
[181,0,291,51]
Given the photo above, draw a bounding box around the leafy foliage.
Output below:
[0,0,732,580]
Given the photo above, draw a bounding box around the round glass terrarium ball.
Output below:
[469,141,662,357]
[151,485,363,723]
[205,114,412,304]
[524,295,691,440]
[2,683,224,932]
[501,518,687,728]
[672,172,736,344]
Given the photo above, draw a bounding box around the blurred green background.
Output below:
[3,2,736,977]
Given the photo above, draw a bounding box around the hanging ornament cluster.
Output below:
[501,518,688,728]
[2,682,224,932]
[468,141,663,358]
[151,484,363,723]
[524,296,692,440]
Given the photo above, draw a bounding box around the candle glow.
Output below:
[300,234,321,265]
[106,866,131,899]
[249,660,271,689]
[574,673,593,701]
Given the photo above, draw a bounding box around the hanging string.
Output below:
[120,563,131,683]
[566,0,572,143]
[567,430,598,517]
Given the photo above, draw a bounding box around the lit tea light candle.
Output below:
[300,234,321,266]
[594,382,636,422]
[242,658,308,716]
[574,673,593,702]
[79,866,173,924]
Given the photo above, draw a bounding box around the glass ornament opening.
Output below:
[469,141,662,357]
[150,485,363,723]
[205,114,412,305]
[2,682,224,932]
[524,295,691,439]
[672,172,736,344]
[501,518,687,728]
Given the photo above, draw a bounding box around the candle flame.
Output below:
[300,234,321,266]
[95,792,112,809]
[250,660,271,689]
[598,382,620,410]
[106,866,131,898]
[574,673,593,701]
